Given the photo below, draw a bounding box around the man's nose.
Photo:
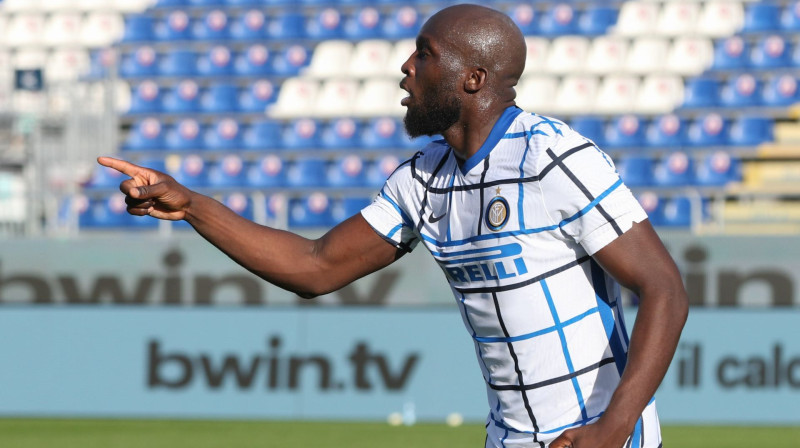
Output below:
[400,52,415,76]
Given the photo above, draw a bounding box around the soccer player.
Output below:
[99,4,688,447]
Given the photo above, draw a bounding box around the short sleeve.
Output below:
[360,165,420,253]
[537,131,647,255]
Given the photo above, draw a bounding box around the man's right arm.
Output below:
[98,157,405,298]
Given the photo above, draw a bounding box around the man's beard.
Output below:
[403,90,462,138]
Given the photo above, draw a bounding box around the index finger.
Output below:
[97,156,148,178]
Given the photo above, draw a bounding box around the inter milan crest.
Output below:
[486,187,510,231]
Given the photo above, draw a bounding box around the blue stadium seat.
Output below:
[653,152,695,186]
[762,74,800,106]
[660,196,692,227]
[208,155,246,187]
[230,9,266,40]
[729,115,774,146]
[328,154,367,187]
[344,7,383,39]
[222,192,254,220]
[720,74,762,107]
[361,117,402,149]
[695,151,741,186]
[616,156,654,187]
[188,0,219,6]
[246,155,286,188]
[159,49,197,77]
[306,7,344,39]
[155,10,192,41]
[578,6,617,36]
[204,118,243,150]
[287,157,329,188]
[507,3,539,36]
[742,2,781,33]
[120,47,159,78]
[636,192,664,227]
[123,118,165,150]
[224,0,263,5]
[321,118,361,150]
[289,193,334,228]
[157,0,188,6]
[201,83,239,113]
[161,80,202,113]
[268,12,306,39]
[283,118,321,149]
[382,6,421,39]
[751,35,793,68]
[243,120,282,150]
[89,165,127,189]
[128,81,162,114]
[166,154,208,187]
[539,4,579,36]
[138,157,168,173]
[193,9,230,41]
[711,37,750,71]
[165,118,205,150]
[81,195,133,228]
[197,46,235,76]
[782,2,800,31]
[239,80,278,113]
[88,49,116,79]
[332,197,372,224]
[366,155,401,188]
[646,114,688,148]
[687,113,729,147]
[234,44,272,76]
[270,45,310,76]
[569,116,605,147]
[682,77,720,108]
[122,15,154,42]
[604,115,646,149]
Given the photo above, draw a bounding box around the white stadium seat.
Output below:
[516,76,558,115]
[522,37,550,75]
[554,75,598,115]
[5,14,46,47]
[613,1,660,36]
[625,37,669,74]
[585,37,629,75]
[666,37,714,76]
[594,75,639,114]
[697,1,745,37]
[314,79,359,117]
[385,38,416,76]
[81,12,125,48]
[546,36,589,74]
[45,49,91,83]
[112,0,156,13]
[349,40,393,78]
[657,2,700,36]
[78,0,110,11]
[1,0,43,12]
[303,40,354,79]
[40,0,82,11]
[42,13,84,47]
[12,50,47,70]
[635,75,685,114]
[354,79,403,117]
[269,78,319,119]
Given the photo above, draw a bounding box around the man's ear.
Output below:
[464,68,487,93]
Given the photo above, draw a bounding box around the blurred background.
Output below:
[0,0,799,445]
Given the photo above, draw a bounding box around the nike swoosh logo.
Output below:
[428,213,446,223]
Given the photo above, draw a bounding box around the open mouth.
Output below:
[399,79,411,106]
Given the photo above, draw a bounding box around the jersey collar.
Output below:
[458,105,524,175]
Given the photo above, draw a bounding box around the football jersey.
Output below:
[361,106,661,447]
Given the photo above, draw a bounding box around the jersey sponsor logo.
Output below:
[486,190,510,231]
[435,243,529,284]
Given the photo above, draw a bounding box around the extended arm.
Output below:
[97,157,404,298]
[551,219,689,448]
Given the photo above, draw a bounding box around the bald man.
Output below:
[99,5,687,447]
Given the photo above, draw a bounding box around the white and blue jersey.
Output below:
[361,106,661,447]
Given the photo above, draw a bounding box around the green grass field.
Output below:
[1,419,798,447]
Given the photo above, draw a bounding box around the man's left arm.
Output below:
[551,219,689,448]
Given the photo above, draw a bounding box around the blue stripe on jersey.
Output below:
[460,106,523,174]
[591,260,628,375]
[541,279,589,421]
[492,411,603,435]
[517,142,530,229]
[386,224,403,239]
[631,417,643,447]
[430,243,522,264]
[379,187,413,228]
[474,306,598,343]
[446,164,457,242]
[421,178,623,248]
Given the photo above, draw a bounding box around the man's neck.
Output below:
[442,103,512,165]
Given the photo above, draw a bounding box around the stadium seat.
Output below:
[242,120,282,151]
[613,1,659,36]
[155,10,192,41]
[666,37,713,76]
[304,40,354,78]
[137,157,167,173]
[720,74,762,107]
[366,154,401,187]
[314,80,359,118]
[287,157,328,188]
[742,2,781,33]
[234,44,272,76]
[657,2,699,36]
[604,115,646,149]
[751,35,793,68]
[321,118,361,149]
[382,6,421,39]
[728,115,774,146]
[283,119,321,149]
[762,75,800,106]
[45,49,90,83]
[711,36,750,71]
[328,154,368,187]
[201,83,238,113]
[155,0,187,6]
[660,196,692,227]
[187,0,218,6]
[221,192,254,220]
[89,164,128,189]
[81,195,134,228]
[344,7,382,40]
[698,1,745,37]
[204,118,243,150]
[42,0,80,9]
[197,46,235,77]
[653,152,695,186]
[594,76,639,114]
[687,113,728,147]
[162,80,201,113]
[522,37,550,75]
[128,80,162,114]
[516,76,558,114]
[121,47,159,78]
[159,49,197,77]
[268,12,306,39]
[306,8,344,40]
[270,45,311,77]
[193,9,229,41]
[782,2,800,31]
[578,6,618,36]
[384,39,415,76]
[554,76,598,115]
[539,3,579,36]
[332,197,373,224]
[5,14,45,47]
[230,9,266,40]
[646,114,688,148]
[508,3,539,36]
[239,79,278,113]
[81,12,125,48]
[625,38,668,74]
[636,192,664,227]
[2,0,43,11]
[246,155,286,188]
[361,117,402,149]
[636,75,684,114]
[208,155,246,188]
[289,193,334,228]
[165,154,208,188]
[165,118,205,150]
[123,118,165,150]
[569,116,605,147]
[616,155,654,187]
[88,49,116,79]
[121,14,154,42]
[112,0,154,13]
[546,36,589,74]
[682,77,721,108]
[270,78,318,119]
[354,79,401,117]
[585,37,628,75]
[349,40,393,78]
[695,151,741,186]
